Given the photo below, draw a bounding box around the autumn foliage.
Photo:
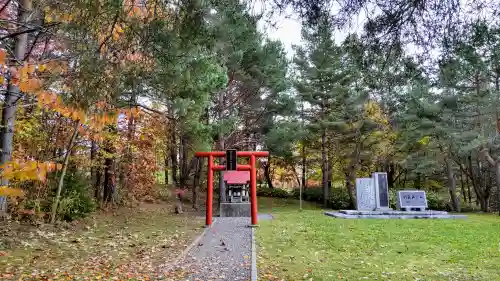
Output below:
[0,0,178,221]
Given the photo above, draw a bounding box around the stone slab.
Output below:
[325,211,467,219]
[356,178,376,210]
[373,172,390,209]
[340,210,449,215]
[220,202,251,217]
[251,227,257,281]
[397,190,428,211]
[257,213,274,220]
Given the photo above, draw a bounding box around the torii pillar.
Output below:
[195,150,269,226]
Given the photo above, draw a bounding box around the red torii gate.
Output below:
[195,150,269,226]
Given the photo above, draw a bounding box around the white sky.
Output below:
[252,1,367,58]
[253,0,479,60]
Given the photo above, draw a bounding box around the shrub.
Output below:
[291,185,323,202]
[50,171,96,221]
[257,187,290,198]
[290,186,454,211]
[330,189,351,209]
[291,186,351,209]
[426,191,450,211]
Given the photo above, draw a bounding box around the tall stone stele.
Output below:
[355,172,392,211]
[373,172,392,211]
[356,178,376,211]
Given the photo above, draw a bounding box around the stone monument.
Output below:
[373,172,391,211]
[324,172,467,219]
[355,178,376,211]
[397,190,428,211]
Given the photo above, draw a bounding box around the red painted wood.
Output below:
[223,171,250,184]
[206,155,213,226]
[197,150,269,226]
[250,155,257,225]
[195,151,225,157]
[195,151,269,158]
[237,151,270,157]
[211,164,251,171]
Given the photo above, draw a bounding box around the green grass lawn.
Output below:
[257,197,500,281]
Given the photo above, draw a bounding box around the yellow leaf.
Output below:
[45,15,53,23]
[418,136,431,145]
[38,64,46,72]
[0,186,25,197]
[2,167,14,179]
[115,24,124,33]
[0,76,4,84]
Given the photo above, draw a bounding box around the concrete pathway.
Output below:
[170,214,273,281]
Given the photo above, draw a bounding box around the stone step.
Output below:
[339,210,449,215]
[325,211,467,219]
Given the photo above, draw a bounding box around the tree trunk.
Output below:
[0,0,31,212]
[466,171,472,204]
[95,166,102,201]
[103,126,117,204]
[90,139,97,188]
[91,139,101,200]
[327,145,333,196]
[263,159,274,189]
[459,171,467,203]
[218,138,226,203]
[386,161,396,189]
[414,173,421,189]
[344,140,361,209]
[169,120,178,185]
[479,196,489,212]
[192,158,203,210]
[164,151,169,186]
[345,172,355,208]
[495,162,500,215]
[50,121,79,223]
[301,143,306,189]
[122,96,136,192]
[446,158,460,212]
[475,151,493,212]
[321,130,328,207]
[179,133,188,188]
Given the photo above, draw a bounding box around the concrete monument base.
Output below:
[220,202,251,217]
[325,210,467,219]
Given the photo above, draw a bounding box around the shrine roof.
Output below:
[223,171,250,184]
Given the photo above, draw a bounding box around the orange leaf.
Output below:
[28,64,35,74]
[0,49,6,65]
[20,63,29,79]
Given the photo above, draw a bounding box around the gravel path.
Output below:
[178,217,252,281]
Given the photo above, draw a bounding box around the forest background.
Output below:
[1,0,500,225]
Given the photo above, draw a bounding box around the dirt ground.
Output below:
[0,202,206,280]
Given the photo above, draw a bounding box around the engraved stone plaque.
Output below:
[373,172,391,210]
[356,178,376,211]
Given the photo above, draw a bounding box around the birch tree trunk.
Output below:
[50,121,79,223]
[0,0,31,214]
